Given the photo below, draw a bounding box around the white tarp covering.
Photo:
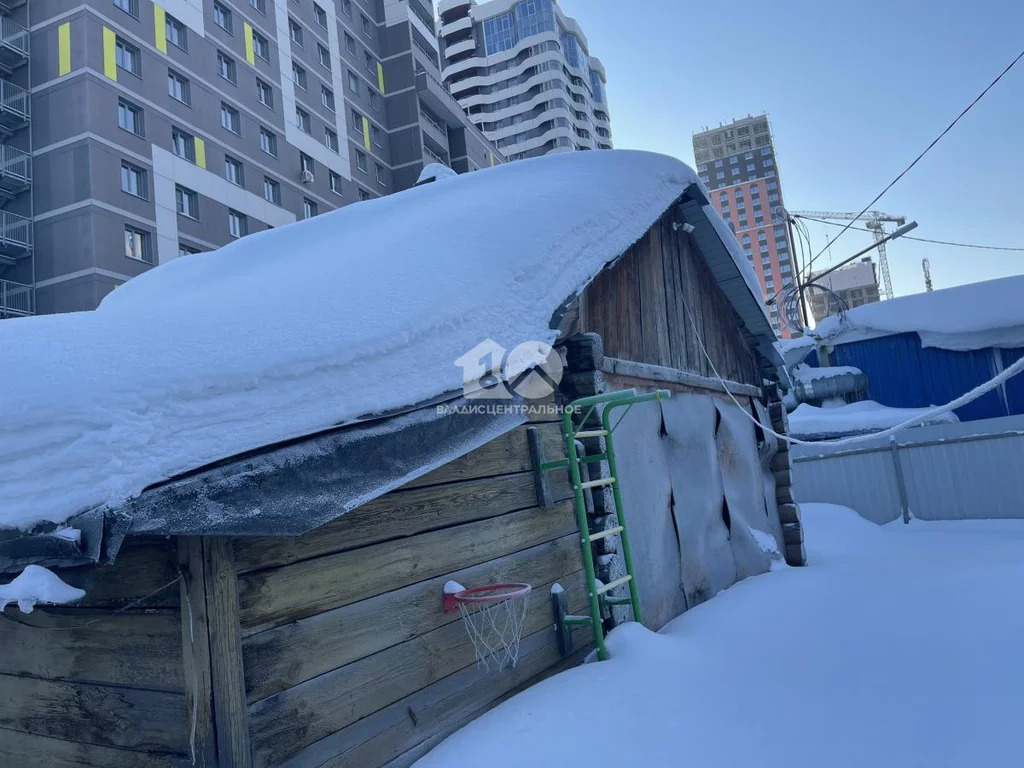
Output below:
[1,150,769,531]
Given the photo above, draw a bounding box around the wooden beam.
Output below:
[0,726,190,768]
[0,673,187,753]
[242,533,584,702]
[178,538,217,768]
[600,356,761,398]
[0,607,183,692]
[234,469,573,575]
[202,538,252,767]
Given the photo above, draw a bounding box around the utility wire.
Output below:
[802,46,1024,276]
[798,215,1024,253]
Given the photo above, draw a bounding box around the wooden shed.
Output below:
[0,150,801,767]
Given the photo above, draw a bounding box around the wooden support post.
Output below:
[179,537,252,767]
[526,427,554,508]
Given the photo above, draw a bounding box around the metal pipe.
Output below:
[812,221,918,285]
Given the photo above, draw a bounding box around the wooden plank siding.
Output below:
[0,535,191,766]
[228,420,587,766]
[581,210,758,386]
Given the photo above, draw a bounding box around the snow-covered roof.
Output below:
[0,150,769,532]
[811,275,1024,352]
[789,400,959,440]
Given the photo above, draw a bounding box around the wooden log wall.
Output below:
[234,415,592,767]
[0,536,191,767]
[580,210,760,387]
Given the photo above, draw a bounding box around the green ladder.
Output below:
[541,388,671,660]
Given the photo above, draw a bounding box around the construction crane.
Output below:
[922,258,933,292]
[790,210,908,300]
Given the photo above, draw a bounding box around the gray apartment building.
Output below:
[437,0,611,161]
[692,114,793,337]
[0,0,502,317]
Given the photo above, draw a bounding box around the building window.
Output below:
[368,91,380,111]
[299,154,315,177]
[730,168,739,176]
[371,125,382,147]
[229,210,248,238]
[124,226,152,263]
[213,2,233,33]
[713,159,723,168]
[288,18,303,46]
[729,156,738,164]
[322,85,336,111]
[763,158,775,167]
[116,38,141,76]
[329,171,342,195]
[347,70,360,94]
[221,102,241,134]
[292,62,307,89]
[120,161,147,198]
[263,176,281,204]
[250,0,266,14]
[175,185,198,218]
[224,156,244,186]
[344,32,356,55]
[356,150,367,172]
[364,52,375,73]
[342,0,352,18]
[296,107,311,134]
[260,127,278,156]
[318,44,331,70]
[359,189,372,201]
[256,79,273,108]
[117,99,144,136]
[218,51,237,83]
[114,0,139,18]
[178,243,200,258]
[314,3,328,28]
[167,70,191,104]
[252,31,270,61]
[375,163,385,187]
[352,108,364,133]
[171,127,195,162]
[166,14,188,51]
[716,172,725,180]
[303,198,318,219]
[361,13,371,36]
[325,128,339,152]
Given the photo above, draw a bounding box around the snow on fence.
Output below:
[791,414,1024,524]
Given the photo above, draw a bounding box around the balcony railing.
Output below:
[0,209,31,251]
[0,277,32,315]
[0,16,28,63]
[0,143,29,182]
[423,144,448,167]
[0,78,28,121]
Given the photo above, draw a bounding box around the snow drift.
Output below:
[0,150,748,530]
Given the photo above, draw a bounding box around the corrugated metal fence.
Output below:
[791,415,1024,524]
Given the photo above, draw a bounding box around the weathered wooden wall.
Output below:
[580,211,759,386]
[0,536,191,767]
[233,415,592,767]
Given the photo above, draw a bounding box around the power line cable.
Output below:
[802,46,1024,276]
[798,215,1024,253]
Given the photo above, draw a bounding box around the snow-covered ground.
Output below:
[418,504,1024,767]
[789,399,959,439]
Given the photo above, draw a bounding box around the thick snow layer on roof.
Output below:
[789,400,958,439]
[791,363,862,384]
[0,150,713,530]
[812,275,1024,351]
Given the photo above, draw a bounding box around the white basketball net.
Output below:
[456,588,531,672]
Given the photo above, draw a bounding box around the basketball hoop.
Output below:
[444,582,532,672]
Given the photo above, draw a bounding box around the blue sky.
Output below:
[558,0,1024,296]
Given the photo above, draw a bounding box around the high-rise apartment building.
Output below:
[692,114,792,337]
[0,0,502,318]
[808,258,880,323]
[438,0,611,161]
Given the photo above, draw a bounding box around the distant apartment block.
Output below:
[0,0,502,318]
[438,0,611,161]
[692,114,792,337]
[808,257,880,323]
